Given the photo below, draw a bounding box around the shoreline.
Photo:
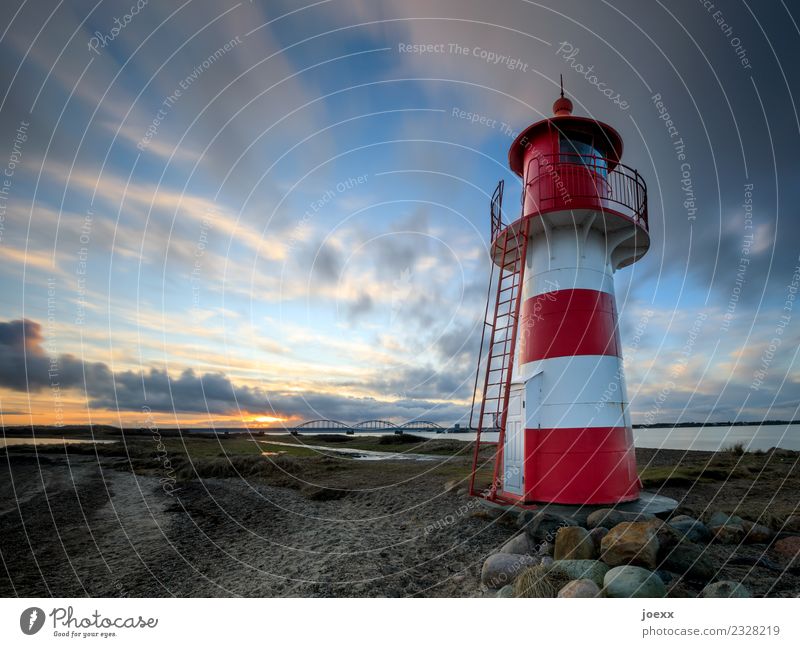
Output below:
[1,432,798,597]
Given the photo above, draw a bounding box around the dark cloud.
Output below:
[0,318,466,423]
[345,291,374,321]
[310,242,343,285]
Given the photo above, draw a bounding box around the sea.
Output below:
[266,423,800,452]
[2,424,797,452]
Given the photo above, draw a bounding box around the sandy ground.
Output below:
[0,450,508,597]
[1,438,798,597]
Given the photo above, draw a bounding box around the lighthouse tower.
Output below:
[470,90,649,506]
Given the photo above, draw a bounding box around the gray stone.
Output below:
[655,570,677,585]
[496,585,515,598]
[741,520,775,544]
[711,524,746,544]
[604,565,667,598]
[587,508,655,530]
[500,533,534,555]
[481,553,537,589]
[588,527,609,552]
[643,518,682,551]
[523,511,579,544]
[671,514,696,523]
[701,581,750,598]
[780,514,800,533]
[659,540,716,583]
[558,579,601,598]
[669,517,712,543]
[554,526,596,560]
[516,510,537,529]
[705,512,748,544]
[549,559,609,587]
[708,511,744,527]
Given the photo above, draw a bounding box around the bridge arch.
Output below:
[295,419,354,431]
[351,419,400,430]
[399,420,443,430]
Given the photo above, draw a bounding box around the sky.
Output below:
[0,0,798,429]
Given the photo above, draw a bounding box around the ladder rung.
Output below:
[471,213,530,497]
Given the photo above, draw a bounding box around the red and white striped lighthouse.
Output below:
[470,89,649,506]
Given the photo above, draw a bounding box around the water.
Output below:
[261,423,800,452]
[632,424,800,452]
[262,440,442,461]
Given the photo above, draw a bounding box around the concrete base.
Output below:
[478,491,678,524]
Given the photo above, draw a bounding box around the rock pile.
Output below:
[479,507,796,598]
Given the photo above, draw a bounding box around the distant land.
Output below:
[632,420,800,429]
[1,420,799,436]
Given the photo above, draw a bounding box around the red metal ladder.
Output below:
[469,181,530,501]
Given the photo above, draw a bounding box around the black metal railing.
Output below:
[523,152,648,231]
[489,179,504,242]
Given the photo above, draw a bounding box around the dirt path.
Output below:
[0,452,508,597]
[2,444,799,597]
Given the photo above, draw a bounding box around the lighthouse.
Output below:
[470,88,649,506]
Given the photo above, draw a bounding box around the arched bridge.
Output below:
[277,419,450,434]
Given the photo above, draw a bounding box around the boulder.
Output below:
[654,570,677,585]
[711,524,746,544]
[554,526,596,560]
[496,585,515,598]
[481,553,537,588]
[500,533,534,555]
[780,514,800,533]
[643,518,682,551]
[701,581,750,598]
[659,540,716,583]
[549,559,609,587]
[601,521,660,569]
[536,541,555,557]
[671,514,696,522]
[517,510,537,529]
[706,511,747,544]
[772,536,800,562]
[669,517,712,543]
[604,565,667,598]
[586,508,655,530]
[523,511,579,544]
[741,520,774,544]
[708,511,744,527]
[588,527,609,552]
[558,579,601,598]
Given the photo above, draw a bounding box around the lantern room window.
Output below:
[559,134,608,176]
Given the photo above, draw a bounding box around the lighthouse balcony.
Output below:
[521,152,648,232]
[490,152,649,270]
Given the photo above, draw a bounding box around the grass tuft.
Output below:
[513,563,572,598]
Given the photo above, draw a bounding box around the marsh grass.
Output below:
[638,464,748,487]
[513,564,572,598]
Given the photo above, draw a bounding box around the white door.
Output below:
[503,383,525,495]
[525,372,542,430]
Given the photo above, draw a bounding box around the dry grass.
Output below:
[513,564,573,598]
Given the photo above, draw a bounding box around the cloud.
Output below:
[0,318,465,422]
